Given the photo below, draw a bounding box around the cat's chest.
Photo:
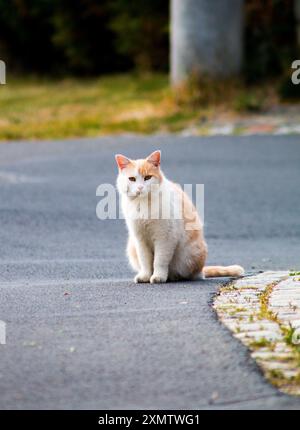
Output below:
[129,218,162,243]
[132,218,157,235]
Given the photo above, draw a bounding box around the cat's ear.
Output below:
[147,150,161,167]
[115,154,131,170]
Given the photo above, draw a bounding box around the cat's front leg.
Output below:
[134,239,153,283]
[150,240,175,284]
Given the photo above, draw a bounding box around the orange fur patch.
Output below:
[137,160,162,181]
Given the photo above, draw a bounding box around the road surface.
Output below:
[0,135,299,409]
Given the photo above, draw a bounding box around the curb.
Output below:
[213,271,300,395]
[180,123,300,137]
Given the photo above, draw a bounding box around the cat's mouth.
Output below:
[128,190,147,199]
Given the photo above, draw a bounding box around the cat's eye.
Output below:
[144,175,152,181]
[128,177,136,182]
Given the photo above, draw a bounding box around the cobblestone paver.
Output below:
[213,271,300,395]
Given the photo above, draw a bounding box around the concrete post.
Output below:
[171,0,244,85]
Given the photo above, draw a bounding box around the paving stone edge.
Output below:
[213,271,300,396]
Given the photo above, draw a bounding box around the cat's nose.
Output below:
[137,185,143,191]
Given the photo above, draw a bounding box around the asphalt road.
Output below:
[0,135,300,409]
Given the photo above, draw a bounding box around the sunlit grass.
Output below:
[0,73,283,140]
[0,74,186,140]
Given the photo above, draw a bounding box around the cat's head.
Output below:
[115,150,162,198]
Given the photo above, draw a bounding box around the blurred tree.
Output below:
[296,0,300,45]
[244,0,297,82]
[0,0,169,75]
[109,0,169,71]
[0,0,59,73]
[0,0,297,80]
[51,0,129,75]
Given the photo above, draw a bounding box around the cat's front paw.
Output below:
[150,273,168,284]
[134,272,151,283]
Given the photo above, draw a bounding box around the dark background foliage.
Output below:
[244,0,297,82]
[0,0,297,79]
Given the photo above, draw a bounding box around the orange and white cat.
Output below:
[115,150,244,283]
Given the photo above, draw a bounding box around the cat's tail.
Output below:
[203,265,244,278]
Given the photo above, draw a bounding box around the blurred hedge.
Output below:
[244,0,298,82]
[0,0,297,79]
